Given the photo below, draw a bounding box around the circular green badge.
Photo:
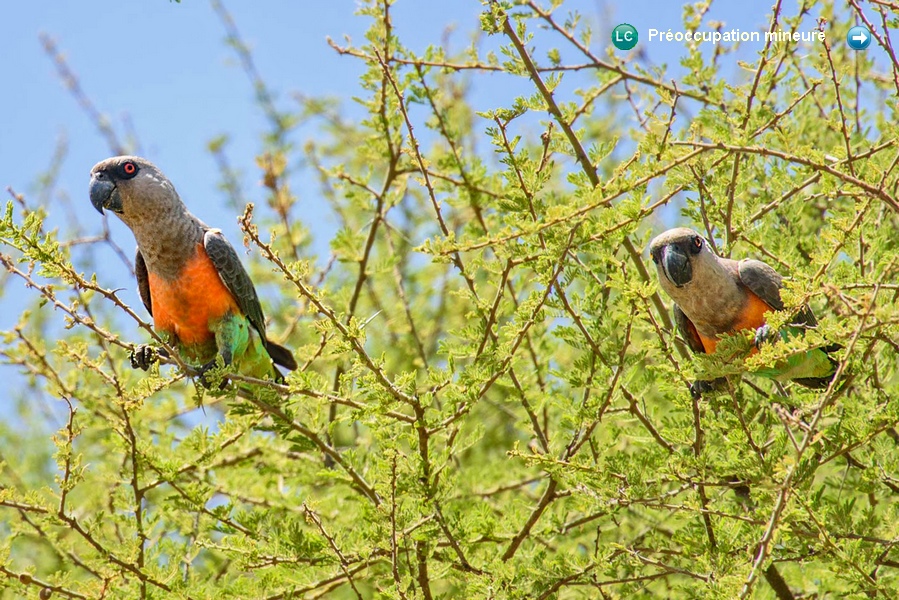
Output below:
[612,24,638,51]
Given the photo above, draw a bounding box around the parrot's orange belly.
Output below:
[148,246,240,346]
[699,291,772,354]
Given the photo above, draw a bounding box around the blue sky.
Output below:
[0,1,832,411]
[1,1,769,222]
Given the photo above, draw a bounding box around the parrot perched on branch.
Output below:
[649,227,837,397]
[89,155,297,385]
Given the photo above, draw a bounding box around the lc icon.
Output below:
[612,24,638,50]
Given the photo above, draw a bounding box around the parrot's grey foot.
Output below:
[726,475,754,510]
[196,360,229,390]
[690,380,712,399]
[753,324,777,349]
[690,377,727,399]
[130,345,168,371]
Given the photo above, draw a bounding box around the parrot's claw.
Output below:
[690,377,727,399]
[196,360,229,390]
[690,380,711,399]
[753,324,777,349]
[130,345,168,371]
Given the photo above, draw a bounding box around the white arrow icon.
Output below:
[852,32,867,43]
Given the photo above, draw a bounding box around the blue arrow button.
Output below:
[847,26,871,50]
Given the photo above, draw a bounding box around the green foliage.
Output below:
[3,1,899,598]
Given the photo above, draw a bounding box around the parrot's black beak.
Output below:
[661,245,692,287]
[89,173,122,215]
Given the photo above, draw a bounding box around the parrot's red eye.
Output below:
[690,236,703,254]
[122,162,138,178]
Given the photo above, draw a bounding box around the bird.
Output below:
[649,227,837,397]
[89,155,297,385]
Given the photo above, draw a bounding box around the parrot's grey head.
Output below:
[89,156,180,225]
[649,227,717,289]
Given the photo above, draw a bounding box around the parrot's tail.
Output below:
[266,341,298,371]
[792,343,841,389]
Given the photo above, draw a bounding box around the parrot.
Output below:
[649,227,837,396]
[89,155,297,385]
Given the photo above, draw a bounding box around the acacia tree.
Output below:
[2,1,899,598]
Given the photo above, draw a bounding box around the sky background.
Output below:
[0,1,849,415]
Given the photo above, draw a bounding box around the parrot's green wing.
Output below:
[738,258,836,387]
[135,248,153,315]
[673,304,706,354]
[204,230,297,371]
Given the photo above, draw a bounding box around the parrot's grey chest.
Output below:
[663,275,748,338]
